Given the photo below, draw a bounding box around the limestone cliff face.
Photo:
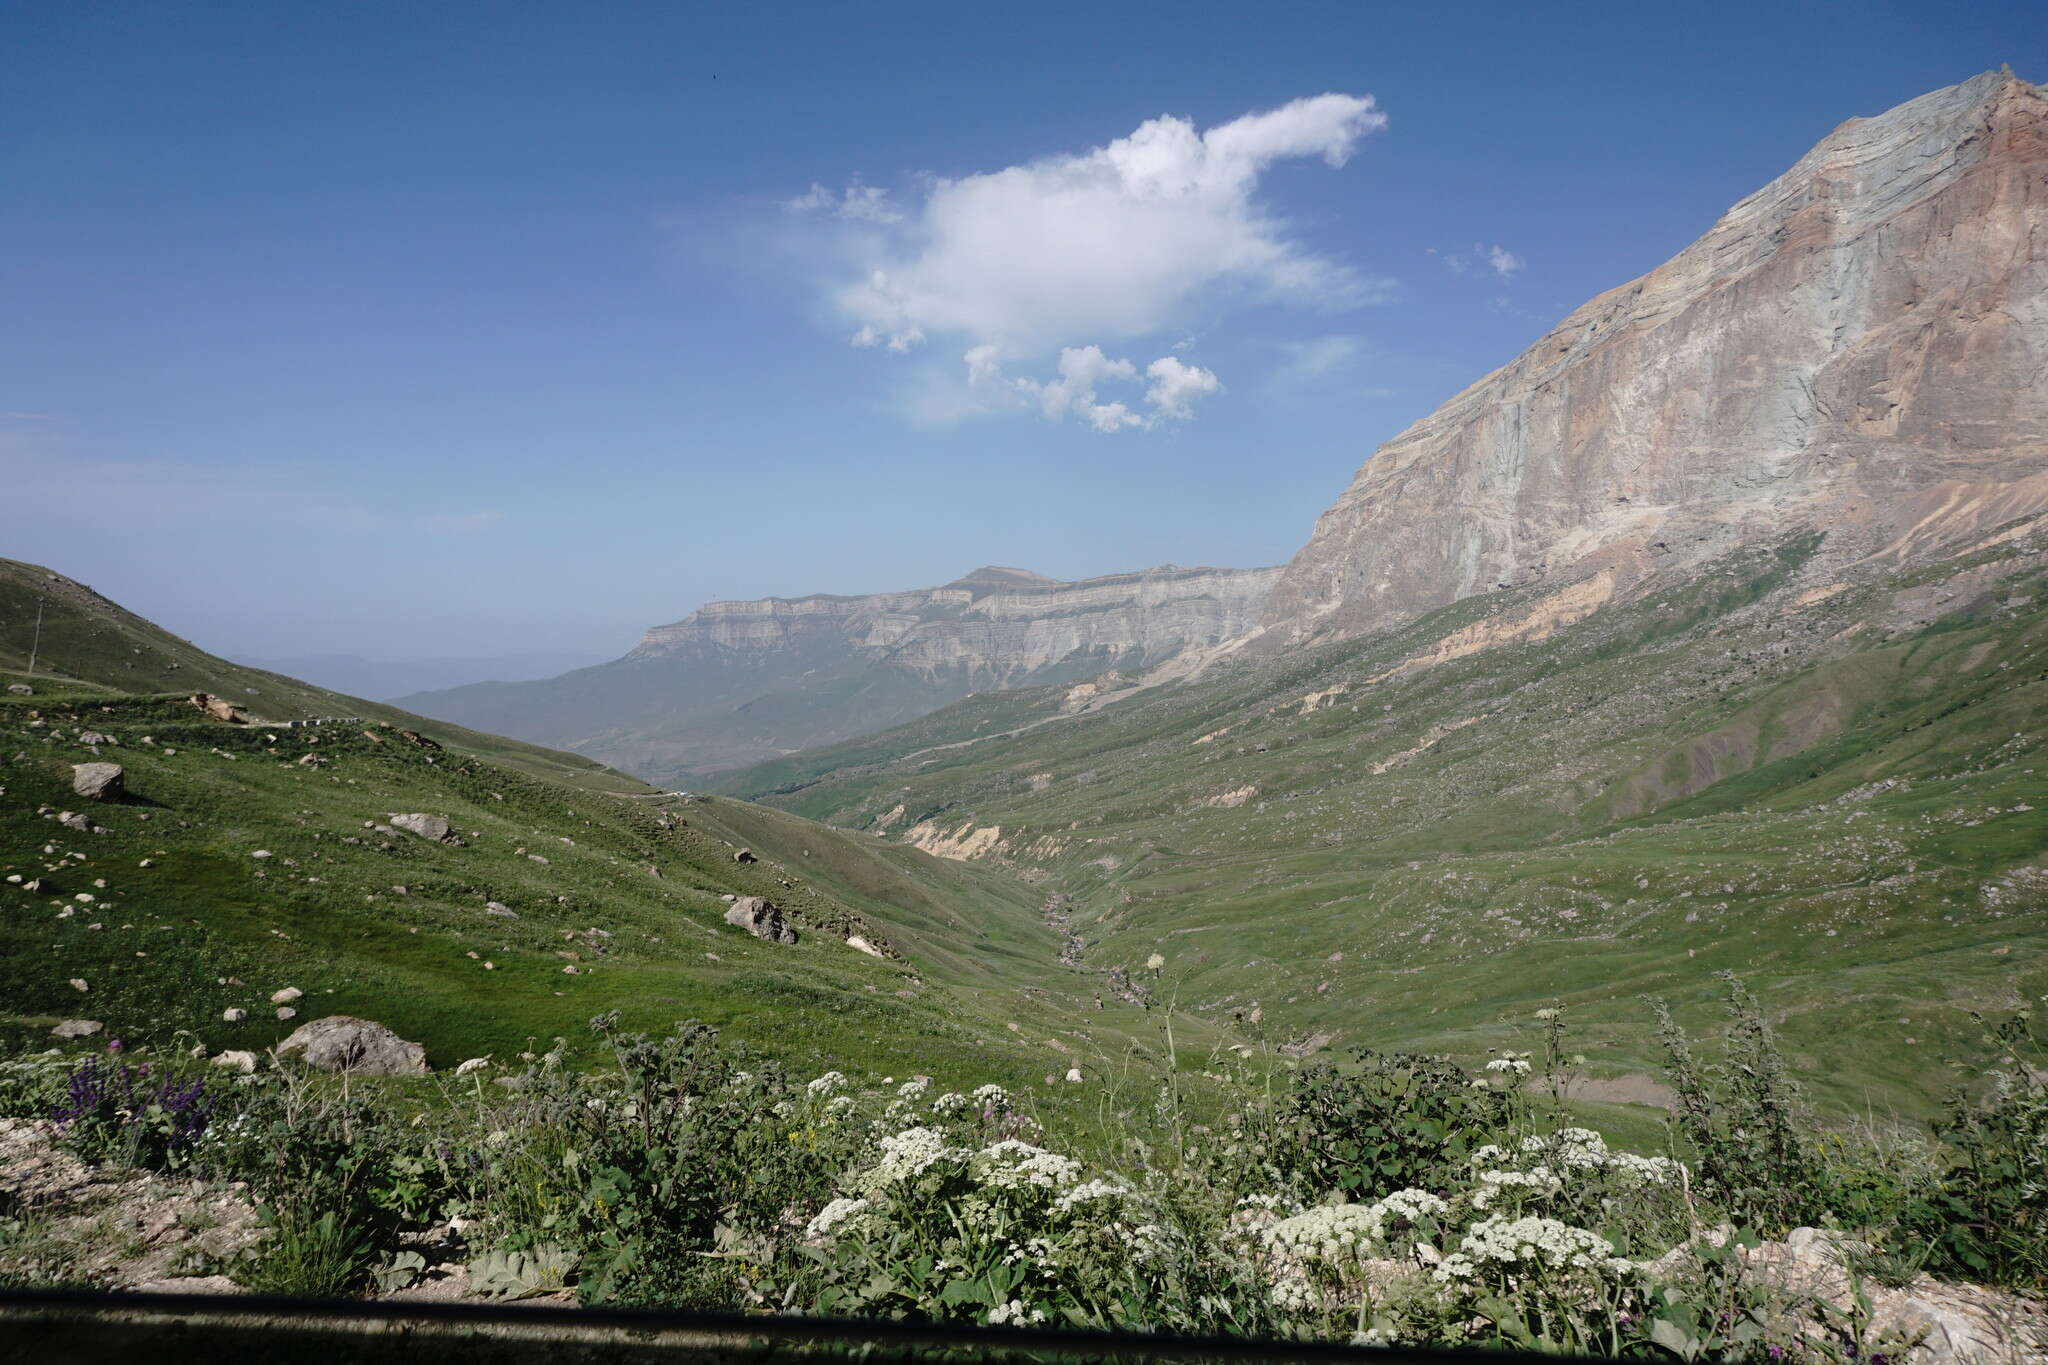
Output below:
[1262,72,2048,643]
[402,564,1279,782]
[638,564,1281,685]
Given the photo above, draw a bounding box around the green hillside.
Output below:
[716,531,2048,1121]
[0,558,650,794]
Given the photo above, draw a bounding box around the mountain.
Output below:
[1262,69,2048,646]
[0,558,645,794]
[713,73,2048,1120]
[232,651,610,702]
[398,562,1281,783]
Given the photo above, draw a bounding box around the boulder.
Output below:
[847,935,886,958]
[51,1019,102,1039]
[190,693,244,723]
[724,896,797,945]
[72,763,125,801]
[388,813,455,843]
[276,1016,430,1075]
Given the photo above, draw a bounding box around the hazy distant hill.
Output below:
[234,651,608,702]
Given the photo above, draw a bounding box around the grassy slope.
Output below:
[718,533,2048,1122]
[0,558,649,794]
[0,691,1243,1140]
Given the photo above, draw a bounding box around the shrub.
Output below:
[1279,1049,1515,1200]
[1900,999,2048,1290]
[1650,974,1827,1234]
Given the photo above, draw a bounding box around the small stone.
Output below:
[211,1050,258,1074]
[485,901,517,918]
[275,1006,297,1020]
[270,986,304,1004]
[69,978,88,992]
[51,1019,102,1038]
[252,850,272,859]
[223,1008,247,1022]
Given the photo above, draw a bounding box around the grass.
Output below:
[711,533,2048,1124]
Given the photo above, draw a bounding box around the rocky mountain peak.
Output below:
[1259,70,2048,646]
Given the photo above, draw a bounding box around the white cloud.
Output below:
[1442,242,1524,279]
[964,345,1220,432]
[799,93,1387,429]
[1264,334,1367,390]
[1145,355,1221,419]
[786,178,902,224]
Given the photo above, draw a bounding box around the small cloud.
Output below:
[1264,334,1367,392]
[964,345,1219,433]
[785,177,902,224]
[1441,243,1523,279]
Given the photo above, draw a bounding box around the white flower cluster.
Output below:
[971,1083,1011,1109]
[824,1095,856,1117]
[1434,1215,1633,1283]
[1484,1052,1532,1075]
[859,1126,966,1191]
[805,1070,847,1096]
[986,1299,1047,1326]
[1263,1189,1447,1262]
[1475,1127,1681,1188]
[897,1077,931,1100]
[1052,1178,1130,1213]
[804,1195,873,1238]
[930,1091,972,1116]
[1472,1168,1563,1211]
[975,1139,1083,1190]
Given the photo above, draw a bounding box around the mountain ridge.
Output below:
[400,561,1282,782]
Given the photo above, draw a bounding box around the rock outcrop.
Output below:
[1261,71,2048,646]
[723,896,798,944]
[276,1016,430,1075]
[400,563,1280,782]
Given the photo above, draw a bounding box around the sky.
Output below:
[3,2,2040,662]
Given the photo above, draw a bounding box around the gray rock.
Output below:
[484,901,518,918]
[388,813,457,843]
[72,763,125,801]
[58,812,91,832]
[723,896,797,945]
[7,684,32,695]
[211,1050,258,1074]
[222,1007,247,1022]
[269,986,303,1003]
[276,1016,430,1075]
[51,1019,102,1038]
[733,848,757,864]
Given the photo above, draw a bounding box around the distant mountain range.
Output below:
[396,563,1281,783]
[233,651,609,702]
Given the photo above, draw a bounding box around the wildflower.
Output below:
[805,1070,847,1096]
[804,1196,872,1238]
[897,1077,931,1100]
[1145,953,1165,971]
[986,1300,1046,1327]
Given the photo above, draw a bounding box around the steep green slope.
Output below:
[0,558,648,794]
[719,533,2048,1120]
[0,693,1234,1128]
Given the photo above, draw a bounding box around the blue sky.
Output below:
[3,2,2039,660]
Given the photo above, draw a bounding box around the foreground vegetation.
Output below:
[4,977,2042,1359]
